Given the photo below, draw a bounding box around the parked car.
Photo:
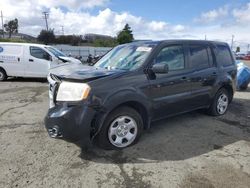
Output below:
[236,61,250,90]
[0,42,81,81]
[45,40,237,150]
[243,54,250,60]
[235,53,246,60]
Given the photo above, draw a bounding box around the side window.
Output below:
[30,46,50,60]
[216,44,234,66]
[189,45,210,69]
[155,45,185,71]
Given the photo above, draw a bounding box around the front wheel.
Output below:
[96,106,143,150]
[207,88,229,116]
[0,69,7,81]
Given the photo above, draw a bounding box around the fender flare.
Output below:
[91,89,152,140]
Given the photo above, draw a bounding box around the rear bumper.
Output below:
[44,103,96,147]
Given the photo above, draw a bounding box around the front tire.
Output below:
[96,106,143,150]
[207,88,229,116]
[0,69,7,81]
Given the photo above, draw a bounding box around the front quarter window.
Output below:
[154,45,185,71]
[94,43,156,71]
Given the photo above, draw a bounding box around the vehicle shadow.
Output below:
[78,97,250,164]
[4,77,47,83]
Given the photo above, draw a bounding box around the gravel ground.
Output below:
[0,77,250,188]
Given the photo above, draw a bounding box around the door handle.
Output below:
[212,72,217,75]
[181,77,191,82]
[29,59,34,62]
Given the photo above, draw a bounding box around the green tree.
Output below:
[117,23,134,44]
[4,18,18,38]
[93,38,118,47]
[37,29,55,44]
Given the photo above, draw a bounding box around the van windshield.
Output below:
[45,47,66,57]
[94,43,156,70]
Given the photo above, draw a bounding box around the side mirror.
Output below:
[151,64,169,74]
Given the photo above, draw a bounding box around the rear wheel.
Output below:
[96,106,143,150]
[0,69,7,81]
[207,88,229,116]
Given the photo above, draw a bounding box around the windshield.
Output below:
[94,43,156,70]
[45,47,66,57]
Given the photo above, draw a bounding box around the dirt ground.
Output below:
[0,76,250,188]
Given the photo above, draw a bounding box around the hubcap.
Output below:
[108,116,138,148]
[217,93,228,114]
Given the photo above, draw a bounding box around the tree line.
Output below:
[1,18,134,47]
[37,23,134,47]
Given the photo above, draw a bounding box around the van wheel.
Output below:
[0,69,7,81]
[207,88,229,116]
[97,106,143,150]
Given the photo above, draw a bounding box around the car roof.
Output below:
[0,42,50,48]
[129,39,228,46]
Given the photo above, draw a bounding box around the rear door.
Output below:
[188,43,218,108]
[148,43,195,119]
[25,46,51,77]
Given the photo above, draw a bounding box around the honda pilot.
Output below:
[45,40,237,150]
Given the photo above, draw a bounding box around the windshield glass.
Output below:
[45,47,66,57]
[94,43,156,70]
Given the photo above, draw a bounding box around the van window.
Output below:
[189,45,210,69]
[216,44,234,66]
[30,47,50,60]
[155,45,185,71]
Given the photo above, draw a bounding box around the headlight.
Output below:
[56,82,91,102]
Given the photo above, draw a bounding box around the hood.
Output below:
[49,63,125,82]
[58,56,82,64]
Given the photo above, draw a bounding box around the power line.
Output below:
[1,10,4,38]
[231,35,234,50]
[61,26,64,35]
[42,11,49,31]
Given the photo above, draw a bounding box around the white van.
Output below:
[0,42,81,81]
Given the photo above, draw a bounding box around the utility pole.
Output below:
[205,35,207,40]
[1,11,4,38]
[42,11,49,31]
[247,44,250,53]
[231,35,234,50]
[61,26,64,35]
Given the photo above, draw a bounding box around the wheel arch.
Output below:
[219,83,234,102]
[90,92,152,140]
[0,66,7,75]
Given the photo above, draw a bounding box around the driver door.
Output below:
[149,44,194,119]
[26,46,51,77]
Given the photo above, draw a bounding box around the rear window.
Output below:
[189,45,211,69]
[216,44,234,66]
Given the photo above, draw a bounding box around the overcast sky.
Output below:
[1,0,250,51]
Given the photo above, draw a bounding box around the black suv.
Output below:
[45,40,237,150]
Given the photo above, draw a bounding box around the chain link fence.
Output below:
[52,45,112,61]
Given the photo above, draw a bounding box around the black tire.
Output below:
[0,69,7,81]
[207,88,229,116]
[96,106,143,150]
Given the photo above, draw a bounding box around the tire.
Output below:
[96,106,143,150]
[0,69,7,81]
[207,88,229,116]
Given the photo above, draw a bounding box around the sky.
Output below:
[1,0,250,51]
